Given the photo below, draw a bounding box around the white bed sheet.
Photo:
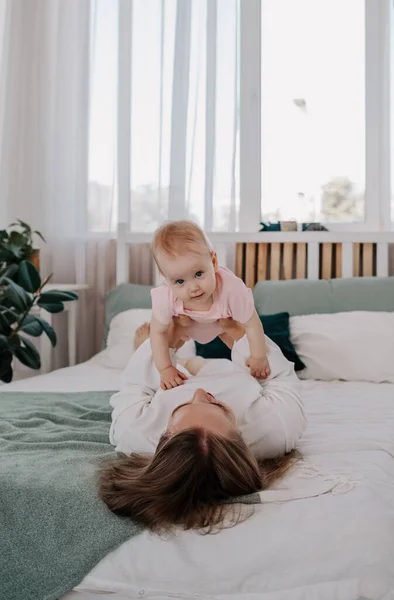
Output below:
[2,354,122,392]
[4,361,394,600]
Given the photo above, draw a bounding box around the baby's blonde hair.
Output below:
[151,220,213,266]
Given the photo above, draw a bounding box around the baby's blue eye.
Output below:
[175,279,185,285]
[195,271,203,278]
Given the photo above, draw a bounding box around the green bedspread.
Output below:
[0,391,141,600]
[0,390,261,600]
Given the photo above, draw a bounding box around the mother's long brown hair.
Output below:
[99,428,297,533]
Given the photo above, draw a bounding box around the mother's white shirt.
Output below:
[110,336,306,459]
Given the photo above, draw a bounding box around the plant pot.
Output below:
[29,249,40,272]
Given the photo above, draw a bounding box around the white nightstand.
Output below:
[34,283,89,374]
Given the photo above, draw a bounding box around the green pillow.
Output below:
[195,312,305,371]
[104,283,153,346]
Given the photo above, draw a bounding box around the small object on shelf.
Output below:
[302,222,329,231]
[280,221,297,232]
[259,221,281,232]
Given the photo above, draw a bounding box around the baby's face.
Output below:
[158,248,218,305]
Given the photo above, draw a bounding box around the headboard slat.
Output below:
[321,243,333,280]
[335,244,342,279]
[296,243,307,279]
[353,243,361,277]
[362,243,374,276]
[283,243,293,280]
[270,243,281,280]
[257,243,268,281]
[245,243,256,287]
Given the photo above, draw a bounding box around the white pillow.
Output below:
[290,311,394,383]
[94,308,196,370]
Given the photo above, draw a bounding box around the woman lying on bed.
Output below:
[99,318,306,532]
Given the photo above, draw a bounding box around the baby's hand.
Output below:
[160,366,188,390]
[246,356,271,380]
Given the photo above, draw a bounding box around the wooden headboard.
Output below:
[235,239,388,288]
[115,226,393,285]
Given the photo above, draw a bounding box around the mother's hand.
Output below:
[169,316,193,351]
[218,318,245,349]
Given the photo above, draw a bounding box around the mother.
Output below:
[99,319,306,532]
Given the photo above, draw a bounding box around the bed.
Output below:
[2,234,394,600]
[5,354,394,600]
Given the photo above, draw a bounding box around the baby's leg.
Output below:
[134,323,151,349]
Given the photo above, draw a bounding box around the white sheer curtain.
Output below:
[0,0,240,366]
[0,0,89,267]
[88,0,240,234]
[0,0,100,366]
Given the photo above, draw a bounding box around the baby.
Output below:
[150,220,270,390]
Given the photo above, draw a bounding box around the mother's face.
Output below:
[167,388,237,437]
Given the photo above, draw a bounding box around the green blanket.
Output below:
[0,391,141,600]
[0,390,261,600]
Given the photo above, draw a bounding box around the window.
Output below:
[88,0,239,233]
[127,0,240,233]
[260,0,365,225]
[88,0,392,233]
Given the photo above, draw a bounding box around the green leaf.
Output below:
[3,244,23,260]
[0,263,19,283]
[0,349,12,375]
[3,277,32,310]
[0,350,13,382]
[0,366,13,383]
[0,334,8,349]
[15,336,41,370]
[20,315,43,337]
[8,335,20,350]
[37,318,57,347]
[0,248,19,264]
[16,260,41,293]
[8,230,26,247]
[39,290,78,302]
[0,306,19,322]
[15,219,31,232]
[36,300,64,314]
[0,313,12,335]
[34,230,46,243]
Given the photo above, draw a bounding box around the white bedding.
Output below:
[4,359,394,600]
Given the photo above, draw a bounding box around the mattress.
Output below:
[4,360,394,600]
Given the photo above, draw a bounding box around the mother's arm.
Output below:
[231,334,306,458]
[109,338,175,453]
[231,333,298,382]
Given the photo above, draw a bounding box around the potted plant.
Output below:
[0,259,78,384]
[0,219,46,272]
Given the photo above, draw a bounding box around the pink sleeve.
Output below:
[150,286,175,325]
[227,279,255,324]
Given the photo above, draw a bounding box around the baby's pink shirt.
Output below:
[150,266,254,344]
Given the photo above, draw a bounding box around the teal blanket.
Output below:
[0,390,261,600]
[0,391,141,600]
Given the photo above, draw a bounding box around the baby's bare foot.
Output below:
[179,356,205,376]
[134,322,150,349]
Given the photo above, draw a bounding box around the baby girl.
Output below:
[150,220,270,390]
